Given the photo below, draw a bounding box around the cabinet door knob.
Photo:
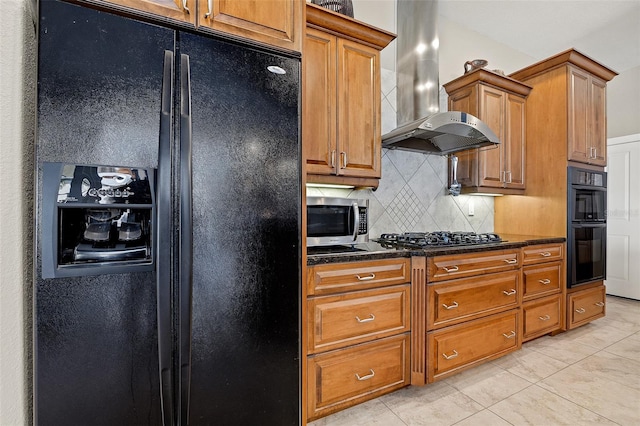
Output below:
[355,314,375,323]
[442,301,459,310]
[355,369,375,381]
[442,350,458,360]
[538,279,551,285]
[355,273,375,281]
[595,302,605,307]
[502,330,516,339]
[575,307,586,314]
[540,252,552,257]
[503,258,518,265]
[330,150,336,168]
[502,289,517,296]
[205,0,212,17]
[443,265,459,273]
[182,0,190,13]
[539,315,551,321]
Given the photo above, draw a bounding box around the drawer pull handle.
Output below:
[442,301,459,310]
[355,314,376,323]
[538,279,551,285]
[355,369,375,381]
[443,265,459,273]
[502,331,516,339]
[539,315,551,321]
[595,302,605,307]
[540,252,552,257]
[575,307,586,314]
[502,289,517,296]
[355,273,376,281]
[442,350,458,360]
[503,258,518,265]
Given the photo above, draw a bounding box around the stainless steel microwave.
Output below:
[306,197,369,247]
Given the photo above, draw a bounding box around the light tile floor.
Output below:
[309,295,640,426]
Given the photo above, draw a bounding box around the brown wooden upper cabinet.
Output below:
[443,70,532,195]
[566,66,608,166]
[198,0,302,52]
[303,3,395,188]
[509,49,617,167]
[97,0,195,24]
[95,0,302,52]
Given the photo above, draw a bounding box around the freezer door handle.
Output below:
[179,53,194,426]
[157,49,175,426]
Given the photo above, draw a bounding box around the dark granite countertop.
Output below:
[307,234,566,265]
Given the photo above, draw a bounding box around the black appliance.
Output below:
[567,166,607,288]
[376,231,502,249]
[34,1,301,425]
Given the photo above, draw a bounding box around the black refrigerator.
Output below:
[34,1,301,425]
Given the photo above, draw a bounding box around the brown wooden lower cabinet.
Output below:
[522,294,562,341]
[307,334,410,421]
[567,284,606,329]
[426,310,520,383]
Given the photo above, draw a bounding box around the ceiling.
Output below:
[438,0,640,73]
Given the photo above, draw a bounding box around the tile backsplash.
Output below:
[306,68,495,238]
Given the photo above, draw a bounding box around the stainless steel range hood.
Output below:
[382,111,499,155]
[382,0,499,155]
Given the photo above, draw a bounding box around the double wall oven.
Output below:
[567,166,607,288]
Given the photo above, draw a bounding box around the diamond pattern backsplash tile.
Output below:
[386,185,424,231]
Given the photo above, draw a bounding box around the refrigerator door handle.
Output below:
[178,53,194,426]
[157,49,175,426]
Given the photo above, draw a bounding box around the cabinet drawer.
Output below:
[428,271,520,330]
[568,285,606,329]
[307,334,410,421]
[427,310,520,383]
[523,294,562,341]
[522,261,562,300]
[427,249,520,282]
[307,258,410,295]
[522,243,564,265]
[308,285,410,354]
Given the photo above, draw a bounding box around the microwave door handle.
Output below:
[352,202,360,242]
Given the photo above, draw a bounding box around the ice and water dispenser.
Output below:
[41,163,155,278]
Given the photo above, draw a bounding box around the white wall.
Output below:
[0,0,35,425]
[607,65,640,138]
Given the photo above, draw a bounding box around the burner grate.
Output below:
[376,231,502,248]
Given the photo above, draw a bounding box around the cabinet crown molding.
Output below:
[443,68,532,97]
[306,3,395,50]
[509,48,618,82]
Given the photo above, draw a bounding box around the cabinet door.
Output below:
[337,38,381,178]
[307,334,410,421]
[303,28,337,175]
[568,66,590,163]
[567,284,606,329]
[522,294,561,341]
[100,0,195,24]
[504,93,526,189]
[589,77,607,166]
[427,310,519,382]
[448,87,478,187]
[198,0,301,51]
[478,85,505,188]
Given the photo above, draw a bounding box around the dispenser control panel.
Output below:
[41,163,155,278]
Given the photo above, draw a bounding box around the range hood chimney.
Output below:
[382,0,499,155]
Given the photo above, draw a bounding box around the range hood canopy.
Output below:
[382,0,500,155]
[382,111,499,155]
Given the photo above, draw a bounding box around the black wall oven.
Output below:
[567,167,607,288]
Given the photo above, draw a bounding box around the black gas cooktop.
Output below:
[375,231,502,249]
